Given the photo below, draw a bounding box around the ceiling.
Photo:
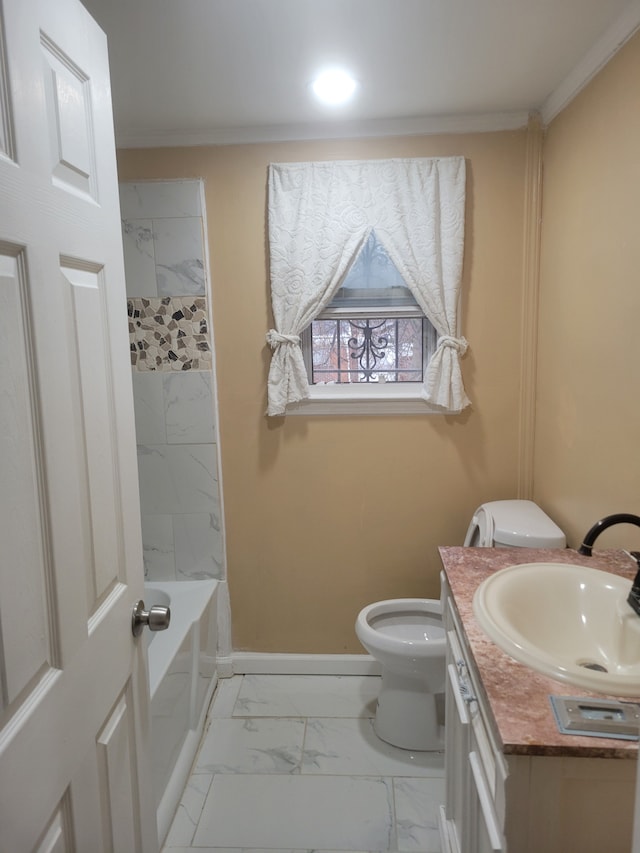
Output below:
[79,0,640,148]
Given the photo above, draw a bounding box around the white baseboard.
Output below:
[230,652,381,676]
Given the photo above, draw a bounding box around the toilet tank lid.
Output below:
[479,499,566,548]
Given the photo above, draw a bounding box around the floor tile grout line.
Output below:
[196,714,445,779]
[164,674,445,852]
[390,776,400,852]
[300,715,308,774]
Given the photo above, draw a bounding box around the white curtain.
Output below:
[266,157,468,416]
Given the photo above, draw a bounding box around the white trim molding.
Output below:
[541,0,640,125]
[517,114,543,499]
[285,383,452,416]
[115,111,530,149]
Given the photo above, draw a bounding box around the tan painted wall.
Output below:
[535,32,640,551]
[118,131,529,652]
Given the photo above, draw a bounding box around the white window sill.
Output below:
[285,384,447,416]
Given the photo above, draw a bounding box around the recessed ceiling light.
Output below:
[311,69,358,106]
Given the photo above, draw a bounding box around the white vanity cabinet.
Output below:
[439,570,636,853]
[440,575,507,853]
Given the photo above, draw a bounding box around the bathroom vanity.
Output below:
[439,547,638,853]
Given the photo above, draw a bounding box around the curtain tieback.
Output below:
[266,329,301,349]
[437,335,468,356]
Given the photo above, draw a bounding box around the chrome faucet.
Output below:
[578,513,640,616]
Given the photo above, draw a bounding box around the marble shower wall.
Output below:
[120,180,225,581]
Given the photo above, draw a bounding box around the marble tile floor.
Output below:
[162,674,444,853]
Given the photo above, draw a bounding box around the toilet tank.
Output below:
[464,499,566,548]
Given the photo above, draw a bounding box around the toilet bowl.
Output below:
[355,598,446,751]
[356,500,566,752]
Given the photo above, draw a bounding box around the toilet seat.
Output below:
[357,599,445,656]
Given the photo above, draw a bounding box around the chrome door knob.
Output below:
[132,599,171,637]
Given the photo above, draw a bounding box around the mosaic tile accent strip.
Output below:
[128,296,212,371]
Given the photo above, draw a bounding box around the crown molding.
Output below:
[115,110,530,150]
[541,0,640,125]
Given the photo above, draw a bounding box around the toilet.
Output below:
[355,500,566,751]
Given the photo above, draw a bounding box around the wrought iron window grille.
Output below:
[302,230,437,386]
[309,316,431,385]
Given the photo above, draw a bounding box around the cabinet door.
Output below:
[443,580,507,853]
[444,631,472,852]
[469,751,505,853]
[525,755,635,853]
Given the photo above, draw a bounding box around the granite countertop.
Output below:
[439,546,640,759]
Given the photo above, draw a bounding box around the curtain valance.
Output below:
[266,156,469,416]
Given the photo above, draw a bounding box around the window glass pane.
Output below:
[311,318,425,384]
[345,230,405,289]
[330,230,419,309]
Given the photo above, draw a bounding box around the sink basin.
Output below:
[473,562,640,696]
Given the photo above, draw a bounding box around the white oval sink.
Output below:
[473,562,640,696]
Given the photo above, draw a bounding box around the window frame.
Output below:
[293,303,443,416]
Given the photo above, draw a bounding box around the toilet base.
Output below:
[373,669,443,751]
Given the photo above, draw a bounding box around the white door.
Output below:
[0,0,157,850]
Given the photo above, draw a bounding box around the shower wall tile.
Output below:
[174,513,224,580]
[128,296,211,372]
[133,371,215,444]
[163,372,216,444]
[154,217,206,296]
[122,218,157,297]
[119,180,202,220]
[141,514,176,580]
[137,444,219,516]
[131,372,166,445]
[123,179,225,584]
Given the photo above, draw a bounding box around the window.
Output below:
[265,157,469,416]
[302,231,438,386]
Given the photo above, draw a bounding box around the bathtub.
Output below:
[145,580,219,845]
